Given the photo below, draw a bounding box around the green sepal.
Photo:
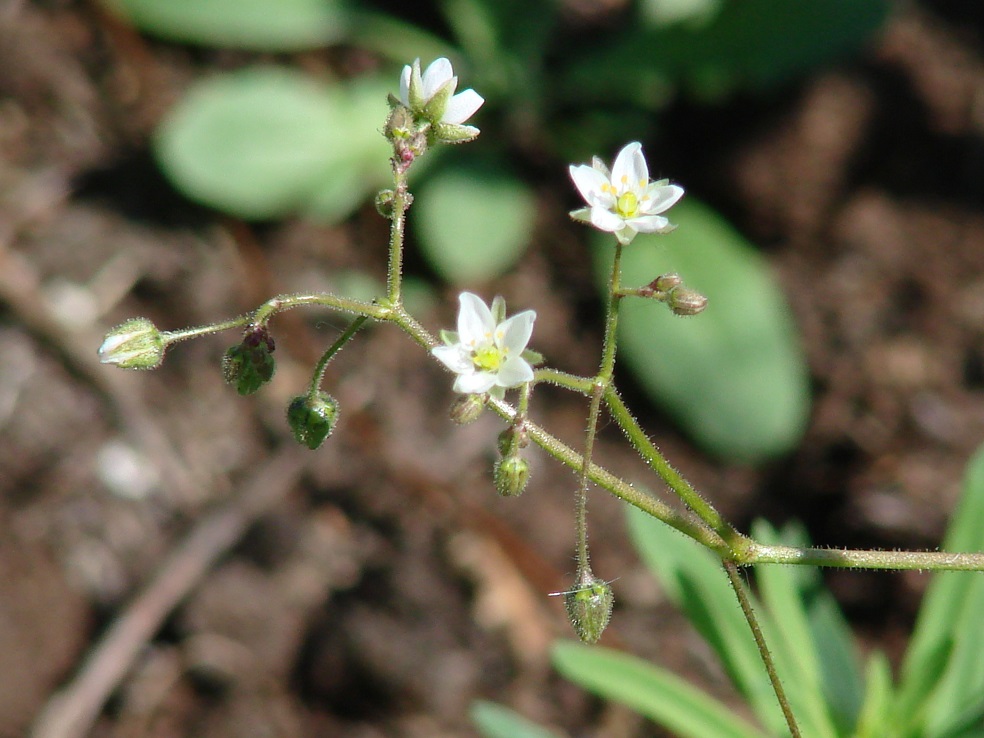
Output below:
[287,391,339,450]
[521,348,544,366]
[440,329,459,345]
[564,571,614,644]
[222,327,275,395]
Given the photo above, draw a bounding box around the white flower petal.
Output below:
[421,58,454,100]
[455,371,497,394]
[443,89,485,124]
[457,292,495,346]
[569,165,611,206]
[642,183,684,215]
[628,214,672,233]
[432,344,472,373]
[399,62,414,106]
[496,356,534,387]
[610,142,646,193]
[589,206,624,232]
[498,310,536,353]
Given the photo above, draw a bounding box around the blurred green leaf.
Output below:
[551,641,765,738]
[855,652,893,738]
[470,701,565,738]
[102,0,346,50]
[564,0,889,104]
[625,505,784,733]
[896,443,984,736]
[155,67,390,221]
[593,198,810,462]
[414,160,535,285]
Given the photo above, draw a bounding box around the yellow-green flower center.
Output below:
[616,191,639,218]
[473,345,504,372]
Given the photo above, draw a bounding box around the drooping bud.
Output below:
[449,393,486,425]
[668,286,708,316]
[375,189,395,218]
[222,325,276,395]
[286,391,340,450]
[564,569,614,644]
[494,456,530,497]
[649,273,683,295]
[98,318,166,369]
[496,424,529,457]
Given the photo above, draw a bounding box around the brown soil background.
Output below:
[3,1,984,736]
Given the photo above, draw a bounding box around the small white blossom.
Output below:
[569,141,684,245]
[432,292,536,395]
[399,57,484,126]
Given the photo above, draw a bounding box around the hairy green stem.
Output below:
[308,316,370,399]
[724,562,802,738]
[744,543,984,571]
[604,386,748,551]
[386,161,410,305]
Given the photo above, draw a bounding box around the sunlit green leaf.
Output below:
[593,198,810,462]
[414,160,535,285]
[102,0,346,50]
[552,642,765,738]
[470,701,565,738]
[154,67,390,221]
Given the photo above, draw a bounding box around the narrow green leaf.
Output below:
[896,443,984,729]
[551,642,766,738]
[470,701,565,738]
[855,652,893,738]
[154,68,390,221]
[594,198,810,462]
[750,520,838,738]
[103,0,346,51]
[625,505,785,734]
[414,160,535,285]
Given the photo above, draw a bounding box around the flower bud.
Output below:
[384,104,414,142]
[668,286,708,316]
[564,570,614,644]
[496,424,529,457]
[494,456,530,497]
[449,393,486,425]
[222,326,276,395]
[287,391,340,450]
[375,189,395,218]
[98,318,166,369]
[649,273,683,295]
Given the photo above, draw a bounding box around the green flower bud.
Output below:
[98,318,166,369]
[287,391,339,450]
[375,189,395,219]
[384,104,414,142]
[449,393,485,425]
[493,456,529,497]
[222,326,275,396]
[668,286,708,316]
[649,273,683,296]
[564,570,614,644]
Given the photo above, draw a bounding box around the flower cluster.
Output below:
[432,292,536,396]
[569,141,684,245]
[398,58,485,144]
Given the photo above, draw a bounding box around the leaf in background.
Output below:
[562,0,889,104]
[895,442,984,735]
[154,67,390,221]
[593,198,810,462]
[414,160,535,285]
[102,0,347,51]
[625,505,785,734]
[470,701,565,738]
[551,642,766,738]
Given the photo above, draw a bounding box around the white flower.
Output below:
[432,293,536,395]
[569,142,684,245]
[399,57,485,126]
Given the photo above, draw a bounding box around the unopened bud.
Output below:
[649,273,683,295]
[668,286,708,316]
[375,189,395,218]
[98,318,166,369]
[222,326,276,395]
[384,104,414,142]
[287,391,340,450]
[564,569,614,644]
[494,456,530,497]
[449,394,486,425]
[497,424,529,457]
